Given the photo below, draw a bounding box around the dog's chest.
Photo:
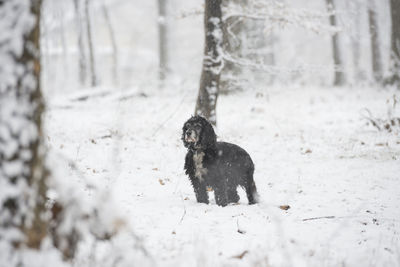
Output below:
[193,151,207,181]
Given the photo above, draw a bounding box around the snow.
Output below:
[45,85,400,266]
[1,0,399,265]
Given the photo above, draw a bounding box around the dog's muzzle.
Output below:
[185,130,198,143]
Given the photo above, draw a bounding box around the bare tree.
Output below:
[348,0,365,83]
[157,0,168,84]
[85,0,98,87]
[0,0,49,250]
[74,0,86,85]
[102,0,119,86]
[195,0,223,125]
[74,0,87,86]
[326,0,345,86]
[220,0,245,93]
[388,0,400,87]
[368,0,383,83]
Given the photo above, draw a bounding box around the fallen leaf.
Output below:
[152,168,159,171]
[279,205,290,210]
[375,143,387,147]
[231,250,248,260]
[158,179,165,185]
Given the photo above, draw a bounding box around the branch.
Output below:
[222,52,345,75]
[178,193,187,225]
[302,216,336,221]
[222,1,341,35]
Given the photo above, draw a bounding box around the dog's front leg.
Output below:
[190,178,209,204]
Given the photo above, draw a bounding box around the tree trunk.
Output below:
[349,0,364,83]
[157,0,168,85]
[368,0,383,83]
[0,0,48,249]
[195,0,223,125]
[265,30,276,85]
[389,0,400,87]
[326,0,346,86]
[74,0,88,86]
[102,0,119,86]
[220,0,245,93]
[85,0,98,87]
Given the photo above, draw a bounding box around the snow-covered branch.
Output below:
[222,0,341,35]
[223,52,344,75]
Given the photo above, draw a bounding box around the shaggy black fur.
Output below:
[182,115,258,207]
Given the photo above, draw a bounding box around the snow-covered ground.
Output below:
[45,85,400,267]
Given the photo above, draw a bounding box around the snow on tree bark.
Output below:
[326,0,346,86]
[195,0,223,126]
[0,0,48,250]
[389,0,400,87]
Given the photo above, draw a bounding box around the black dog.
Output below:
[182,115,258,206]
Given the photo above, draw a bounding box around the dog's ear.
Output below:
[181,121,188,147]
[200,118,216,149]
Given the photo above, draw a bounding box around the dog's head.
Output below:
[182,115,216,151]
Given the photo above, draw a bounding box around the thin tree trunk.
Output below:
[265,30,276,85]
[195,0,223,125]
[388,0,400,87]
[368,0,383,83]
[220,0,245,93]
[102,0,119,86]
[0,0,48,249]
[326,0,346,86]
[73,0,87,86]
[85,0,98,87]
[350,0,364,83]
[59,5,69,80]
[158,0,168,84]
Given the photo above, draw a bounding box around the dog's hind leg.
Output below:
[214,189,228,207]
[227,187,240,203]
[213,179,229,207]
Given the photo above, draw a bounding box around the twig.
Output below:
[361,108,381,131]
[179,193,187,225]
[152,89,190,138]
[231,250,248,259]
[236,219,246,234]
[302,216,335,221]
